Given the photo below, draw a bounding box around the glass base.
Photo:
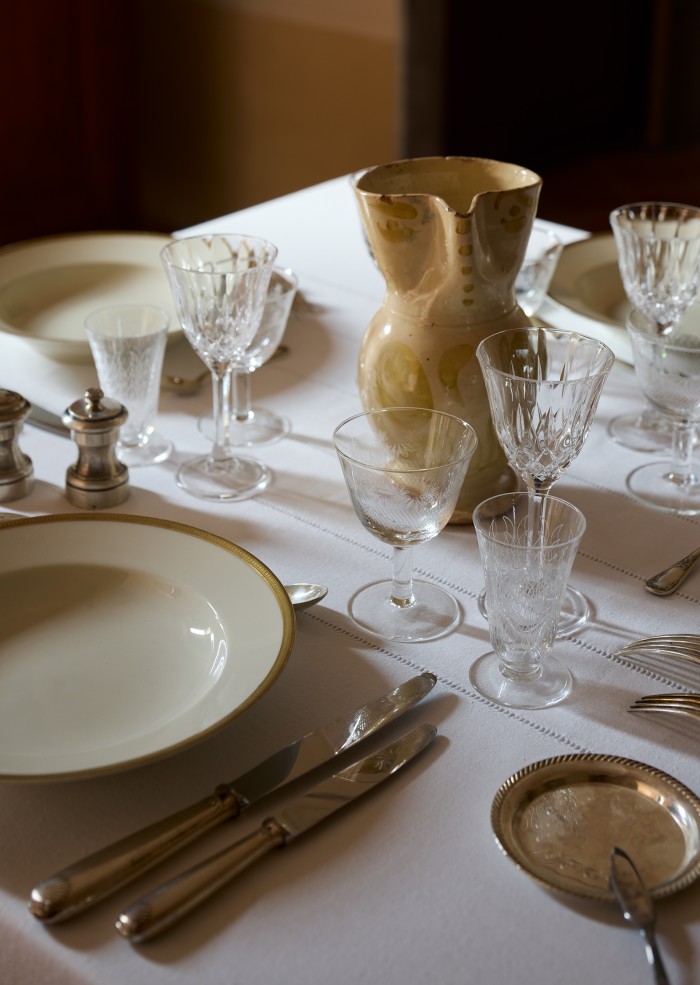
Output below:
[118,432,172,467]
[608,409,673,454]
[348,579,460,643]
[176,453,270,502]
[198,408,290,447]
[469,651,572,709]
[627,460,700,515]
[477,584,589,639]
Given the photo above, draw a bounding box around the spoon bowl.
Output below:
[284,583,328,610]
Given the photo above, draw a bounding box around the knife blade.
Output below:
[29,672,437,923]
[116,722,436,943]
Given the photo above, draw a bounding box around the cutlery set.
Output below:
[29,673,438,941]
[615,635,700,723]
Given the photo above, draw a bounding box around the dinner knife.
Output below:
[29,672,437,924]
[116,722,437,943]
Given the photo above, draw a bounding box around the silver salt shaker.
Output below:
[0,389,35,502]
[63,387,130,509]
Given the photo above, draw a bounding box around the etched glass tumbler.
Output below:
[161,234,277,502]
[608,201,700,452]
[476,327,613,636]
[626,307,700,514]
[333,407,478,642]
[471,492,586,709]
[85,304,172,467]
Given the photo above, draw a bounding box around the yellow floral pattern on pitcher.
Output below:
[355,157,542,522]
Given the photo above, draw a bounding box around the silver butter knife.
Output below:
[116,722,437,943]
[609,846,671,985]
[29,672,437,923]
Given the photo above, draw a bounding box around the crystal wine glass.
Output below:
[626,306,700,514]
[476,327,614,636]
[333,407,478,642]
[198,267,298,446]
[608,201,700,453]
[161,234,277,501]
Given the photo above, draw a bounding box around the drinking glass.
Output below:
[333,407,478,642]
[470,492,586,709]
[608,201,700,453]
[85,304,172,467]
[476,327,613,636]
[161,234,277,502]
[515,226,562,317]
[198,267,298,446]
[626,307,700,514]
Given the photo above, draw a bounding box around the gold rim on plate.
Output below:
[0,513,295,782]
[491,753,700,901]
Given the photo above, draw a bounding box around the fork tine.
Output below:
[618,634,700,649]
[616,636,700,664]
[629,702,700,722]
[630,691,700,722]
[634,693,700,706]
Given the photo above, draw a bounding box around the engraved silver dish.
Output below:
[491,753,700,901]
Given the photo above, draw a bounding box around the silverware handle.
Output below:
[116,819,286,943]
[28,785,242,923]
[645,547,700,596]
[644,934,671,985]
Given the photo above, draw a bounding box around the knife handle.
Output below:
[28,785,243,924]
[116,819,286,943]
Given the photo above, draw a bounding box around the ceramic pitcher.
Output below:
[355,156,542,522]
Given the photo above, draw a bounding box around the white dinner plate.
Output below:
[0,514,295,781]
[0,232,182,362]
[547,233,630,327]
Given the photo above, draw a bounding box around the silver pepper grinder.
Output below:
[0,389,35,502]
[63,387,130,509]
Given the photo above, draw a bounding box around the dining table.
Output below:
[1,174,699,985]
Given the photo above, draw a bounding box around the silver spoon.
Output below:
[285,583,327,610]
[645,545,700,596]
[162,345,290,395]
[609,846,671,984]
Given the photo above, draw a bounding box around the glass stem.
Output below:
[669,422,698,488]
[211,369,233,463]
[525,477,554,549]
[390,546,415,607]
[231,369,253,424]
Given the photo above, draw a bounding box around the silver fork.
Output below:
[630,693,700,721]
[616,635,700,664]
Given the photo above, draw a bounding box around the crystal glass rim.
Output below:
[473,491,587,548]
[332,406,478,473]
[84,303,170,336]
[270,266,298,291]
[476,327,615,383]
[627,307,700,353]
[160,233,278,274]
[610,201,700,224]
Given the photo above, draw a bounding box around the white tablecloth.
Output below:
[1,177,699,985]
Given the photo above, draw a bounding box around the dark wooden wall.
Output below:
[401,0,700,230]
[1,0,138,247]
